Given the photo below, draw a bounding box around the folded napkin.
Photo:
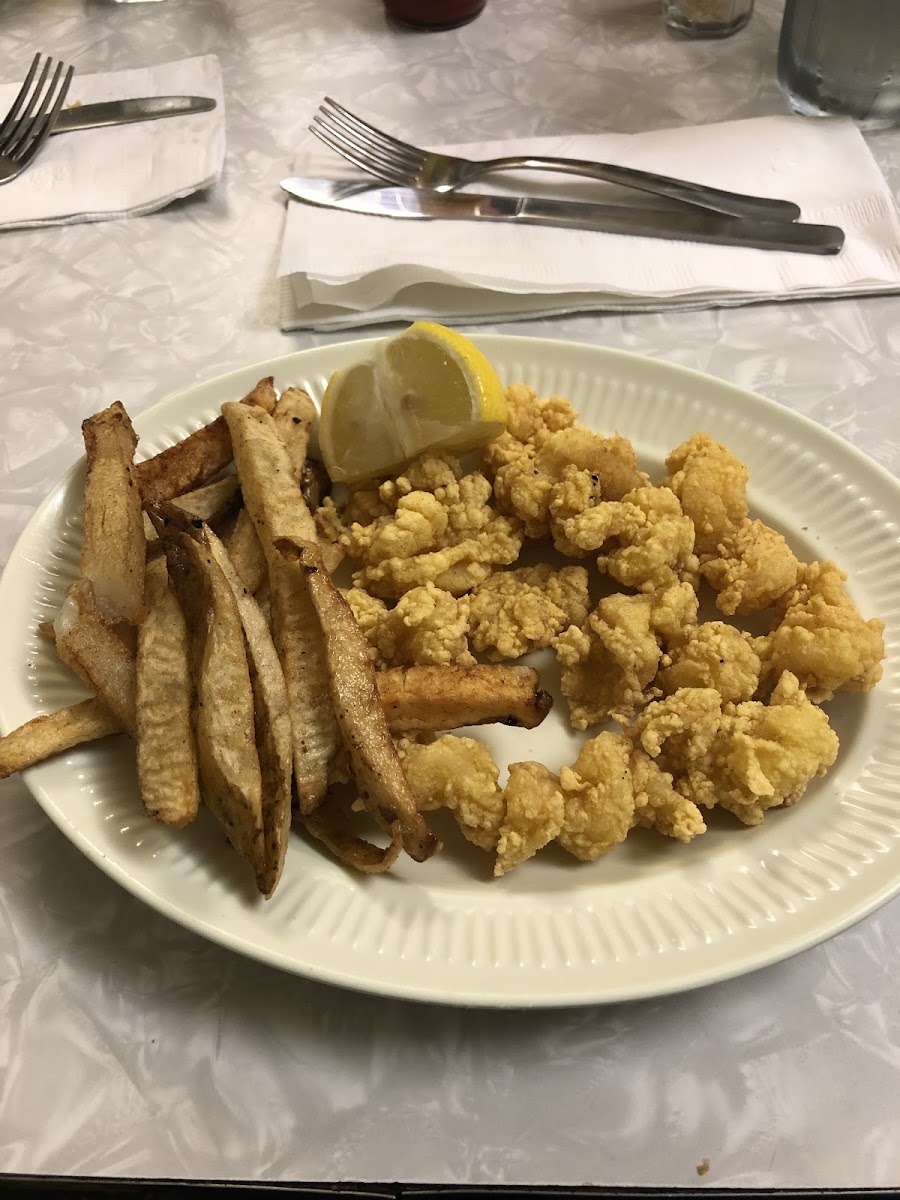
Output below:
[278,115,900,330]
[0,54,225,231]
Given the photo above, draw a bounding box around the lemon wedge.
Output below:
[318,321,508,484]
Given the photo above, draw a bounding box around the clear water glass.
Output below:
[664,0,754,38]
[778,0,900,128]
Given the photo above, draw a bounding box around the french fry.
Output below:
[54,580,137,734]
[0,698,119,780]
[135,562,199,828]
[376,665,553,733]
[299,460,331,512]
[0,662,553,780]
[276,535,438,864]
[225,508,267,593]
[272,388,317,479]
[300,794,403,875]
[223,402,341,812]
[79,402,146,626]
[171,474,240,523]
[135,377,275,504]
[157,518,265,879]
[201,522,292,898]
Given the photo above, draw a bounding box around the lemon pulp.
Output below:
[318,321,507,483]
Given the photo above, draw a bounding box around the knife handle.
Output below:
[476,154,801,222]
[511,198,845,255]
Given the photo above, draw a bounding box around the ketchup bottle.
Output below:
[383,0,486,30]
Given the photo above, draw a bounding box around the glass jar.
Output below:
[664,0,754,38]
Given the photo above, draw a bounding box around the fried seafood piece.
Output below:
[554,582,698,729]
[495,762,565,876]
[557,732,635,861]
[657,621,762,703]
[468,564,590,661]
[757,560,885,701]
[664,433,749,557]
[700,519,801,616]
[551,477,699,593]
[629,748,706,843]
[481,384,578,475]
[493,426,648,539]
[398,737,565,876]
[344,583,474,669]
[399,734,505,851]
[630,672,839,826]
[336,456,523,598]
[663,431,801,615]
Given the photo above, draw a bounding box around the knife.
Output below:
[52,95,216,135]
[281,175,845,255]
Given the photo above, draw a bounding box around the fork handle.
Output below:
[476,155,801,221]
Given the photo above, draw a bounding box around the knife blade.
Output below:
[52,95,216,135]
[280,175,845,255]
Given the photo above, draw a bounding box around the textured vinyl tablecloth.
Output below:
[1,0,900,1187]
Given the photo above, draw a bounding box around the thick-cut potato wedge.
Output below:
[80,402,146,626]
[276,535,438,864]
[0,662,551,779]
[223,402,340,811]
[273,388,317,479]
[171,474,240,523]
[54,580,137,734]
[225,508,267,594]
[0,698,119,779]
[201,522,292,898]
[157,518,264,878]
[135,563,199,828]
[300,794,402,875]
[136,377,275,504]
[376,665,552,733]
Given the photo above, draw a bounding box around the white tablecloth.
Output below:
[1,0,899,1186]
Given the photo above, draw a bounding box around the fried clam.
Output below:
[276,534,438,865]
[153,512,266,885]
[223,401,341,813]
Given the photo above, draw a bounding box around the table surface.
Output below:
[2,0,899,1187]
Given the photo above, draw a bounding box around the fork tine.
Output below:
[15,62,73,167]
[319,97,425,169]
[0,54,53,157]
[0,53,42,145]
[309,121,410,185]
[5,58,64,159]
[310,115,419,181]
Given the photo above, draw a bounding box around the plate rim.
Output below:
[1,333,898,1008]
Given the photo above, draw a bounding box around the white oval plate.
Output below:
[1,335,898,1008]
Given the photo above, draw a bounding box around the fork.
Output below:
[0,54,74,185]
[311,96,801,223]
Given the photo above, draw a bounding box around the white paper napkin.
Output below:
[0,55,225,231]
[278,115,900,330]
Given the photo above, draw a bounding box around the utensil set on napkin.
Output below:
[279,100,900,330]
[291,95,841,254]
[0,54,223,230]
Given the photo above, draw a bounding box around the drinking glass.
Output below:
[664,0,754,38]
[778,0,900,127]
